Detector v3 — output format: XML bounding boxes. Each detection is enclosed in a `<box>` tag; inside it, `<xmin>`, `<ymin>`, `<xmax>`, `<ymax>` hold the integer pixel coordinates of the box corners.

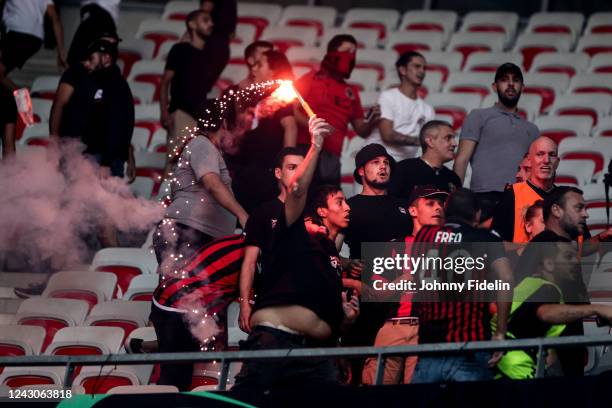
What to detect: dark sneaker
<box><xmin>13</xmin><ymin>283</ymin><xmax>46</xmax><ymax>299</ymax></box>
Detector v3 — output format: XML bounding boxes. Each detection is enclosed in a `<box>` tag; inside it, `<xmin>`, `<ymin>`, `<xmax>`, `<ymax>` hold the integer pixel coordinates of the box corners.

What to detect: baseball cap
<box><xmin>494</xmin><ymin>62</ymin><xmax>523</xmax><ymax>82</ymax></box>
<box><xmin>407</xmin><ymin>185</ymin><xmax>449</xmax><ymax>206</ymax></box>
<box><xmin>353</xmin><ymin>143</ymin><xmax>395</xmax><ymax>184</ymax></box>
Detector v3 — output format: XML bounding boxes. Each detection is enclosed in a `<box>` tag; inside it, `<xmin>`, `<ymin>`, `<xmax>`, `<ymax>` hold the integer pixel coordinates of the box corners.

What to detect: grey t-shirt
<box><xmin>165</xmin><ymin>136</ymin><xmax>236</xmax><ymax>237</ymax></box>
<box><xmin>460</xmin><ymin>105</ymin><xmax>539</xmax><ymax>193</ymax></box>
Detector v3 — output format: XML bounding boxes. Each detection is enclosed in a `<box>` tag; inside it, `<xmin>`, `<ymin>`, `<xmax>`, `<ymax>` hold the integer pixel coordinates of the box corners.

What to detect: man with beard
<box><xmin>293</xmin><ymin>34</ymin><xmax>380</xmax><ymax>185</ymax></box>
<box><xmin>453</xmin><ymin>63</ymin><xmax>539</xmax><ymax>216</ymax></box>
<box><xmin>160</xmin><ymin>9</ymin><xmax>215</xmax><ymax>174</ymax></box>
<box><xmin>520</xmin><ymin>187</ymin><xmax>612</xmax><ymax>376</ymax></box>
<box><xmin>367</xmin><ymin>51</ymin><xmax>434</xmax><ymax>162</ymax></box>
<box><xmin>389</xmin><ymin>120</ymin><xmax>461</xmax><ymax>200</ymax></box>
<box><xmin>339</xmin><ymin>143</ymin><xmax>413</xmax><ymax>384</ymax></box>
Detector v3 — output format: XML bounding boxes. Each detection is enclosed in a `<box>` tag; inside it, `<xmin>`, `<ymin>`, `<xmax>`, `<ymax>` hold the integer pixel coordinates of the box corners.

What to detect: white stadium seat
<box><xmin>568</xmin><ymin>73</ymin><xmax>612</xmax><ymax>95</ymax></box>
<box><xmin>260</xmin><ymin>26</ymin><xmax>318</xmax><ymax>53</ymax></box>
<box><xmin>443</xmin><ymin>72</ymin><xmax>493</xmax><ymax>98</ymax></box>
<box><xmin>576</xmin><ymin>34</ymin><xmax>612</xmax><ymax>57</ymax></box>
<box><xmin>525</xmin><ymin>12</ymin><xmax>585</xmax><ymax>43</ymax></box>
<box><xmin>535</xmin><ymin>115</ymin><xmax>593</xmax><ymax>141</ymax></box>
<box><xmin>513</xmin><ymin>33</ymin><xmax>573</xmax><ymax>70</ymax></box>
<box><xmin>237</xmin><ymin>3</ymin><xmax>283</xmax><ymax>39</ymax></box>
<box><xmin>42</xmin><ymin>271</ymin><xmax>117</xmax><ymax>310</ymax></box>
<box><xmin>463</xmin><ymin>52</ymin><xmax>524</xmax><ymax>73</ymax></box>
<box><xmin>550</xmin><ymin>94</ymin><xmax>612</xmax><ymax>126</ymax></box>
<box><xmin>131</xmin><ymin>127</ymin><xmax>150</xmax><ymax>152</ymax></box>
<box><xmin>30</xmin><ymin>75</ymin><xmax>60</xmax><ymax>99</ymax></box>
<box><xmin>400</xmin><ymin>10</ymin><xmax>458</xmax><ymax>44</ymax></box>
<box><xmin>555</xmin><ymin>160</ymin><xmax>596</xmax><ymax>186</ymax></box>
<box><xmin>162</xmin><ymin>1</ymin><xmax>197</xmax><ymax>21</ymax></box>
<box><xmin>356</xmin><ymin>48</ymin><xmax>397</xmax><ymax>81</ymax></box>
<box><xmin>0</xmin><ymin>325</ymin><xmax>46</xmax><ymax>357</ymax></box>
<box><xmin>279</xmin><ymin>6</ymin><xmax>337</xmax><ymax>38</ymax></box>
<box><xmin>385</xmin><ymin>31</ymin><xmax>444</xmax><ymax>54</ymax></box>
<box><xmin>426</xmin><ymin>92</ymin><xmax>483</xmax><ymax>130</ymax></box>
<box><xmin>522</xmin><ymin>72</ymin><xmax>571</xmax><ymax>113</ymax></box>
<box><xmin>447</xmin><ymin>32</ymin><xmax>506</xmax><ymax>64</ymax></box>
<box><xmin>286</xmin><ymin>46</ymin><xmax>325</xmax><ymax>71</ymax></box>
<box><xmin>129</xmin><ymin>81</ymin><xmax>156</xmax><ymax>105</ymax></box>
<box><xmin>31</xmin><ymin>98</ymin><xmax>53</xmax><ymax>122</ymax></box>
<box><xmin>45</xmin><ymin>326</ymin><xmax>124</xmax><ymax>356</ymax></box>
<box><xmin>460</xmin><ymin>11</ymin><xmax>519</xmax><ymax>46</ymax></box>
<box><xmin>320</xmin><ymin>27</ymin><xmax>379</xmax><ymax>49</ymax></box>
<box><xmin>589</xmin><ymin>53</ymin><xmax>612</xmax><ymax>74</ymax></box>
<box><xmin>348</xmin><ymin>68</ymin><xmax>379</xmax><ymax>92</ymax></box>
<box><xmin>592</xmin><ymin>117</ymin><xmax>612</xmax><ymax>138</ymax></box>
<box><xmin>85</xmin><ymin>300</ymin><xmax>150</xmax><ymax>341</ymax></box>
<box><xmin>529</xmin><ymin>52</ymin><xmax>590</xmax><ymax>77</ymax></box>
<box><xmin>341</xmin><ymin>8</ymin><xmax>400</xmax><ymax>42</ymax></box>
<box><xmin>585</xmin><ymin>12</ymin><xmax>612</xmax><ymax>35</ymax></box>
<box><xmin>421</xmin><ymin>51</ymin><xmax>463</xmax><ymax>82</ymax></box>
<box><xmin>123</xmin><ymin>274</ymin><xmax>158</xmax><ymax>301</ymax></box>
<box><xmin>155</xmin><ymin>40</ymin><xmax>177</xmax><ymax>61</ymax></box>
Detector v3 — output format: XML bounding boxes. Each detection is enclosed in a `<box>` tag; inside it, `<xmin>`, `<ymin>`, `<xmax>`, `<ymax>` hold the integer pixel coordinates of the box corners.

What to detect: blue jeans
<box><xmin>411</xmin><ymin>352</ymin><xmax>493</xmax><ymax>383</ymax></box>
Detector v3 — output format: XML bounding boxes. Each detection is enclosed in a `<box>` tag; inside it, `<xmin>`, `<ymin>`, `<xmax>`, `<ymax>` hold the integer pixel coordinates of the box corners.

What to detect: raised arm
<box><xmin>284</xmin><ymin>116</ymin><xmax>332</xmax><ymax>226</ymax></box>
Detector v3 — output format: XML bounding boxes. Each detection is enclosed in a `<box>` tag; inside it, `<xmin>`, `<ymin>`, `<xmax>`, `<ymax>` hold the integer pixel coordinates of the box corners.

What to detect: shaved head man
<box><xmin>492</xmin><ymin>137</ymin><xmax>561</xmax><ymax>244</ymax></box>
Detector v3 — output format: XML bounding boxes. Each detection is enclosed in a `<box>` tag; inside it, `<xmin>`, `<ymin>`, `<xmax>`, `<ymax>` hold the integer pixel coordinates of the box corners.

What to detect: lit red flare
<box><xmin>270</xmin><ymin>80</ymin><xmax>316</xmax><ymax>118</ymax></box>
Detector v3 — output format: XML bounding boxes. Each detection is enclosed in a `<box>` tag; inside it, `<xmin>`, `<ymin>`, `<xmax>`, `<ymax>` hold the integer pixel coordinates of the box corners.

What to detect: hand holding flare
<box><xmin>271</xmin><ymin>80</ymin><xmax>316</xmax><ymax>118</ymax></box>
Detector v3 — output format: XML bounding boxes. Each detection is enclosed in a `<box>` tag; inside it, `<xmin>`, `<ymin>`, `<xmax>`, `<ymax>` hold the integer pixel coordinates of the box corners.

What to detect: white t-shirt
<box><xmin>82</xmin><ymin>0</ymin><xmax>120</xmax><ymax>24</ymax></box>
<box><xmin>2</xmin><ymin>0</ymin><xmax>53</xmax><ymax>40</ymax></box>
<box><xmin>367</xmin><ymin>87</ymin><xmax>434</xmax><ymax>162</ymax></box>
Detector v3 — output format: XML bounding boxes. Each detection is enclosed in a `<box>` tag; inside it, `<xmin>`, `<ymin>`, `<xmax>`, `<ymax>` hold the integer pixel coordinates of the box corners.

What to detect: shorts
<box><xmin>0</xmin><ymin>31</ymin><xmax>43</xmax><ymax>72</ymax></box>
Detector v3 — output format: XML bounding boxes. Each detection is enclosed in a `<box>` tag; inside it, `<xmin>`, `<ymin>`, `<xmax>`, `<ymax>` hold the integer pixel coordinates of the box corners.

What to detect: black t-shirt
<box><xmin>230</xmin><ymin>106</ymin><xmax>293</xmax><ymax>212</ymax></box>
<box><xmin>413</xmin><ymin>221</ymin><xmax>506</xmax><ymax>343</ymax></box>
<box><xmin>59</xmin><ymin>65</ymin><xmax>97</xmax><ymax>139</ymax></box>
<box><xmin>342</xmin><ymin>194</ymin><xmax>413</xmax><ymax>346</ymax></box>
<box><xmin>0</xmin><ymin>85</ymin><xmax>17</xmax><ymax>145</ymax></box>
<box><xmin>509</xmin><ymin>283</ymin><xmax>562</xmax><ymax>339</ymax></box>
<box><xmin>252</xmin><ymin>205</ymin><xmax>344</xmax><ymax>334</ymax></box>
<box><xmin>166</xmin><ymin>42</ymin><xmax>224</xmax><ymax>118</ymax></box>
<box><xmin>389</xmin><ymin>157</ymin><xmax>461</xmax><ymax>199</ymax></box>
<box><xmin>343</xmin><ymin>194</ymin><xmax>413</xmax><ymax>260</ymax></box>
<box><xmin>244</xmin><ymin>198</ymin><xmax>284</xmax><ymax>292</ymax></box>
<box><xmin>492</xmin><ymin>180</ymin><xmax>556</xmax><ymax>242</ymax></box>
<box><xmin>84</xmin><ymin>65</ymin><xmax>135</xmax><ymax>164</ymax></box>
<box><xmin>59</xmin><ymin>65</ymin><xmax>134</xmax><ymax>164</ymax></box>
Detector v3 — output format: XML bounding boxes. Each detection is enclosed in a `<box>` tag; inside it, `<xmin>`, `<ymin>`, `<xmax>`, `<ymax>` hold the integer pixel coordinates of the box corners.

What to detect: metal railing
<box><xmin>1</xmin><ymin>335</ymin><xmax>612</xmax><ymax>390</ymax></box>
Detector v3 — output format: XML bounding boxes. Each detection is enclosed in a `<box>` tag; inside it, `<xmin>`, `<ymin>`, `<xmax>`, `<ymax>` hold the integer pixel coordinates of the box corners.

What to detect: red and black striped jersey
<box><xmin>411</xmin><ymin>222</ymin><xmax>505</xmax><ymax>343</ymax></box>
<box><xmin>153</xmin><ymin>234</ymin><xmax>245</xmax><ymax>314</ymax></box>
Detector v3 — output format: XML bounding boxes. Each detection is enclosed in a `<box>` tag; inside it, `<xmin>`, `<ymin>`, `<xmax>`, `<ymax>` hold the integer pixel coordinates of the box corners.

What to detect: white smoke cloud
<box><xmin>0</xmin><ymin>140</ymin><xmax>164</xmax><ymax>270</ymax></box>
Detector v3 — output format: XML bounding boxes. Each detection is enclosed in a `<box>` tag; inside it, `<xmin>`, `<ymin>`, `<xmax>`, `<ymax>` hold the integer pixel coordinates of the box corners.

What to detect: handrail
<box><xmin>1</xmin><ymin>335</ymin><xmax>611</xmax><ymax>389</ymax></box>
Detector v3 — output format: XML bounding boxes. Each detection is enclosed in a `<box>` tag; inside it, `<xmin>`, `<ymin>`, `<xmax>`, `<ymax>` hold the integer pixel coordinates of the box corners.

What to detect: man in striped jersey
<box><xmin>410</xmin><ymin>188</ymin><xmax>513</xmax><ymax>383</ymax></box>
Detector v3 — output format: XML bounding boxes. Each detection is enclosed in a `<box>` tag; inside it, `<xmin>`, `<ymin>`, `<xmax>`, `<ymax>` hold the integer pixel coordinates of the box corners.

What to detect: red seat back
<box><xmin>404</xmin><ymin>23</ymin><xmax>443</xmax><ymax>32</ymax></box>
<box><xmin>286</xmin><ymin>19</ymin><xmax>324</xmax><ymax>37</ymax></box>
<box><xmin>556</xmin><ymin>108</ymin><xmax>599</xmax><ymax>126</ymax></box>
<box><xmin>95</xmin><ymin>265</ymin><xmax>141</xmax><ymax>295</ymax></box>
<box><xmin>583</xmin><ymin>46</ymin><xmax>612</xmax><ymax>57</ymax></box>
<box><xmin>117</xmin><ymin>51</ymin><xmax>142</xmax><ymax>77</ymax></box>
<box><xmin>142</xmin><ymin>33</ymin><xmax>179</xmax><ymax>57</ymax></box>
<box><xmin>5</xmin><ymin>375</ymin><xmax>55</xmax><ymax>388</ymax></box>
<box><xmin>81</xmin><ymin>375</ymin><xmax>133</xmax><ymax>394</ymax></box>
<box><xmin>133</xmin><ymin>74</ymin><xmax>162</xmax><ymax>101</ymax></box>
<box><xmin>523</xmin><ymin>87</ymin><xmax>556</xmax><ymax>113</ymax></box>
<box><xmin>91</xmin><ymin>320</ymin><xmax>139</xmax><ymax>343</ymax></box>
<box><xmin>392</xmin><ymin>43</ymin><xmax>430</xmax><ymax>54</ymax></box>
<box><xmin>562</xmin><ymin>152</ymin><xmax>604</xmax><ymax>174</ymax></box>
<box><xmin>519</xmin><ymin>46</ymin><xmax>557</xmax><ymax>70</ymax></box>
<box><xmin>350</xmin><ymin>22</ymin><xmax>386</xmax><ymax>40</ymax></box>
<box><xmin>49</xmin><ymin>290</ymin><xmax>99</xmax><ymax>312</ymax></box>
<box><xmin>19</xmin><ymin>318</ymin><xmax>68</xmax><ymax>352</ymax></box>
<box><xmin>434</xmin><ymin>108</ymin><xmax>466</xmax><ymax>130</ymax></box>
<box><xmin>237</xmin><ymin>17</ymin><xmax>269</xmax><ymax>39</ymax></box>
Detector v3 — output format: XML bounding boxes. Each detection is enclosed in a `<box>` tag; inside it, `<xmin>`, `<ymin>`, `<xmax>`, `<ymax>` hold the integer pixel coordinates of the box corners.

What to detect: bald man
<box><xmin>492</xmin><ymin>137</ymin><xmax>560</xmax><ymax>243</ymax></box>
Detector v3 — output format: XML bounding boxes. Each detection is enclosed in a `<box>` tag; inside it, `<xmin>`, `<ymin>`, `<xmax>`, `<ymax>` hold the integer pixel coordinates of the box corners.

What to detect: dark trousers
<box><xmin>232</xmin><ymin>326</ymin><xmax>338</xmax><ymax>402</ymax></box>
<box><xmin>149</xmin><ymin>304</ymin><xmax>200</xmax><ymax>391</ymax></box>
<box><xmin>151</xmin><ymin>221</ymin><xmax>219</xmax><ymax>391</ymax></box>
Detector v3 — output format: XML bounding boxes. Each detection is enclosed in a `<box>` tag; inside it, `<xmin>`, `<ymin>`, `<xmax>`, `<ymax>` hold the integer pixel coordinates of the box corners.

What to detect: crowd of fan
<box><xmin>2</xmin><ymin>0</ymin><xmax>612</xmax><ymax>402</ymax></box>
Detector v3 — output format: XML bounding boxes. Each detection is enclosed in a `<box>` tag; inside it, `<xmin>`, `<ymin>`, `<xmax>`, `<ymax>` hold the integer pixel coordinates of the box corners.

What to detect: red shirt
<box><xmin>295</xmin><ymin>70</ymin><xmax>364</xmax><ymax>157</ymax></box>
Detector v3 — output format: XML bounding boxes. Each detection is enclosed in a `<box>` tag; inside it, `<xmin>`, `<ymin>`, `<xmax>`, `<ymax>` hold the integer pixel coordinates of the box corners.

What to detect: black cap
<box><xmin>494</xmin><ymin>62</ymin><xmax>523</xmax><ymax>82</ymax></box>
<box><xmin>353</xmin><ymin>143</ymin><xmax>395</xmax><ymax>184</ymax></box>
<box><xmin>408</xmin><ymin>185</ymin><xmax>449</xmax><ymax>206</ymax></box>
